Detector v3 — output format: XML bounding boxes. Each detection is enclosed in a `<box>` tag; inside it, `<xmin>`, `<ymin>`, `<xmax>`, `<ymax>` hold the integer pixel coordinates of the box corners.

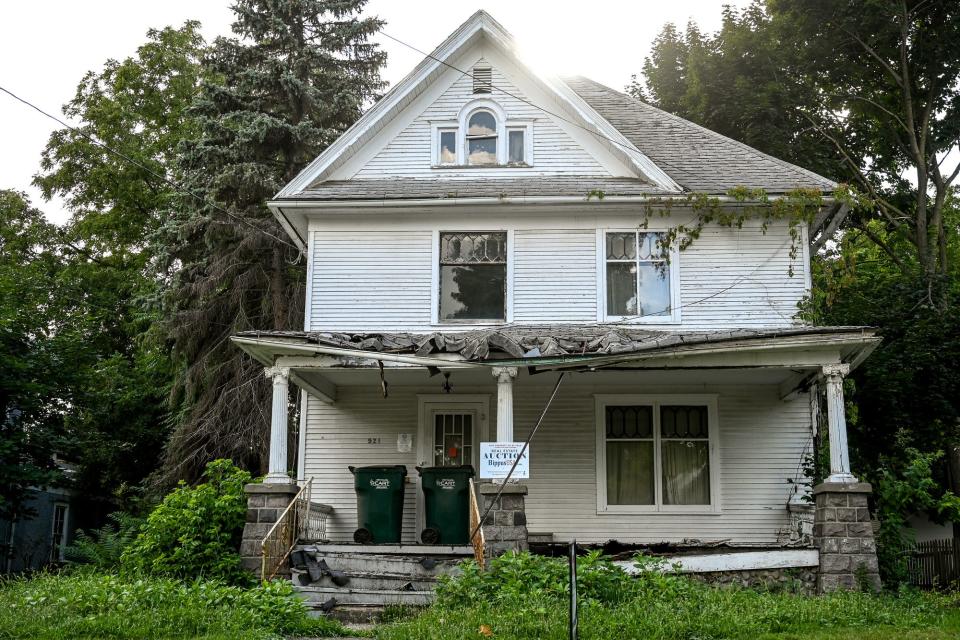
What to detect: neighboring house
<box><xmin>1</xmin><ymin>484</ymin><xmax>76</xmax><ymax>574</ymax></box>
<box><xmin>234</xmin><ymin>11</ymin><xmax>882</xmax><ymax>594</ymax></box>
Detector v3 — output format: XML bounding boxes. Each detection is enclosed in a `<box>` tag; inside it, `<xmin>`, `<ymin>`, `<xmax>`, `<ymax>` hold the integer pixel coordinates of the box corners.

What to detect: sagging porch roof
<box><xmin>233</xmin><ymin>325</ymin><xmax>879</xmax><ymax>370</ymax></box>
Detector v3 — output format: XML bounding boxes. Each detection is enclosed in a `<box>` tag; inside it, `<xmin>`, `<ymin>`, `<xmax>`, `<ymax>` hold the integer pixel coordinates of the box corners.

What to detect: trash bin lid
<box><xmin>349</xmin><ymin>464</ymin><xmax>408</xmax><ymax>476</ymax></box>
<box><xmin>416</xmin><ymin>465</ymin><xmax>475</xmax><ymax>477</ymax></box>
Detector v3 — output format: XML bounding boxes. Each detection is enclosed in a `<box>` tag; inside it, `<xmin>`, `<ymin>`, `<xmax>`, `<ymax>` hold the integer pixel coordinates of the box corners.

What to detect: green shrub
<box><xmin>65</xmin><ymin>511</ymin><xmax>143</xmax><ymax>570</ymax></box>
<box><xmin>121</xmin><ymin>459</ymin><xmax>252</xmax><ymax>585</ymax></box>
<box><xmin>436</xmin><ymin>550</ymin><xmax>656</xmax><ymax>607</ymax></box>
<box><xmin>0</xmin><ymin>571</ymin><xmax>345</xmax><ymax>639</ymax></box>
<box><xmin>385</xmin><ymin>553</ymin><xmax>960</xmax><ymax>640</ymax></box>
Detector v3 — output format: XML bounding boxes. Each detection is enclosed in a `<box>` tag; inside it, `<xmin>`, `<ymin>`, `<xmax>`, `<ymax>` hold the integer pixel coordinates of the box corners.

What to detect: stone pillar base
<box><xmin>478</xmin><ymin>483</ymin><xmax>529</xmax><ymax>560</ymax></box>
<box><xmin>240</xmin><ymin>482</ymin><xmax>299</xmax><ymax>578</ymax></box>
<box><xmin>813</xmin><ymin>482</ymin><xmax>882</xmax><ymax>593</ymax></box>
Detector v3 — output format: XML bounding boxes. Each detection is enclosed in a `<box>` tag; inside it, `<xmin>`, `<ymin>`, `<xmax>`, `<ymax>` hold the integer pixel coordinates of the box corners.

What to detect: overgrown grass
<box><xmin>376</xmin><ymin>552</ymin><xmax>960</xmax><ymax>640</ymax></box>
<box><xmin>0</xmin><ymin>570</ymin><xmax>347</xmax><ymax>640</ymax></box>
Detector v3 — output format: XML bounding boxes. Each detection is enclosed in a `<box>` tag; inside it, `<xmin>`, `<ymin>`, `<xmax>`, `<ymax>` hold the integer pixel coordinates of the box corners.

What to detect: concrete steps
<box><xmin>291</xmin><ymin>543</ymin><xmax>471</xmax><ymax>622</ymax></box>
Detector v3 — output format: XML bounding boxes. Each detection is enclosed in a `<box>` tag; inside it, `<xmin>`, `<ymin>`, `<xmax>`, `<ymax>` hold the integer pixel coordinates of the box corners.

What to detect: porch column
<box><xmin>823</xmin><ymin>364</ymin><xmax>857</xmax><ymax>483</ymax></box>
<box><xmin>492</xmin><ymin>366</ymin><xmax>518</xmax><ymax>441</ymax></box>
<box><xmin>264</xmin><ymin>365</ymin><xmax>291</xmax><ymax>484</ymax></box>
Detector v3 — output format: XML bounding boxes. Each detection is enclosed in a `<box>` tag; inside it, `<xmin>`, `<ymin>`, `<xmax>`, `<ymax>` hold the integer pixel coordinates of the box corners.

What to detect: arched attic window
<box><xmin>466</xmin><ymin>109</ymin><xmax>498</xmax><ymax>165</ymax></box>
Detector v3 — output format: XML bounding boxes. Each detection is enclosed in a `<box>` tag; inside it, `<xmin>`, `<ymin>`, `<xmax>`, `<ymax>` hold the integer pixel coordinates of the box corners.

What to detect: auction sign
<box><xmin>479</xmin><ymin>442</ymin><xmax>529</xmax><ymax>479</ymax></box>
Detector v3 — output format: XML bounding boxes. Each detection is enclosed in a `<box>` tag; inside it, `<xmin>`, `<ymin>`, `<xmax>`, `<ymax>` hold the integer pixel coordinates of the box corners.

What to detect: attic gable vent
<box><xmin>472</xmin><ymin>66</ymin><xmax>492</xmax><ymax>94</ymax></box>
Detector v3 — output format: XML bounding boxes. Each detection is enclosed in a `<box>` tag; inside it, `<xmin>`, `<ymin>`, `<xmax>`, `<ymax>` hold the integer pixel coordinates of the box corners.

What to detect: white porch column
<box><xmin>264</xmin><ymin>365</ymin><xmax>292</xmax><ymax>484</ymax></box>
<box><xmin>823</xmin><ymin>363</ymin><xmax>857</xmax><ymax>483</ymax></box>
<box><xmin>492</xmin><ymin>366</ymin><xmax>518</xmax><ymax>441</ymax></box>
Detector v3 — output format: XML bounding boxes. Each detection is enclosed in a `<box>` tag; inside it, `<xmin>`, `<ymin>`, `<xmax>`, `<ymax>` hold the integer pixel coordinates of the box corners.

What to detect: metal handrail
<box><xmin>468</xmin><ymin>477</ymin><xmax>486</xmax><ymax>569</ymax></box>
<box><xmin>261</xmin><ymin>478</ymin><xmax>325</xmax><ymax>581</ymax></box>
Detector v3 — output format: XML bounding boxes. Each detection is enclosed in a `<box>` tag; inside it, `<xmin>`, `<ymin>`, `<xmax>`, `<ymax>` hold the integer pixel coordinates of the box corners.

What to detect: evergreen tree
<box><xmin>157</xmin><ymin>0</ymin><xmax>385</xmax><ymax>482</ymax></box>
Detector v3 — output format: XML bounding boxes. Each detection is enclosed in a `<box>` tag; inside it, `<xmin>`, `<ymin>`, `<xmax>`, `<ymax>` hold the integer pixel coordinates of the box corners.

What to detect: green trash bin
<box><xmin>417</xmin><ymin>465</ymin><xmax>475</xmax><ymax>545</ymax></box>
<box><xmin>349</xmin><ymin>465</ymin><xmax>407</xmax><ymax>544</ymax></box>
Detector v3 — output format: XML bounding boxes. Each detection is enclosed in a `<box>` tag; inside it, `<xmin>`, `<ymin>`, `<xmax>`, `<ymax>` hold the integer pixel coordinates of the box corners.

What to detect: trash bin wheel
<box><xmin>420</xmin><ymin>527</ymin><xmax>441</xmax><ymax>545</ymax></box>
<box><xmin>354</xmin><ymin>527</ymin><xmax>374</xmax><ymax>544</ymax></box>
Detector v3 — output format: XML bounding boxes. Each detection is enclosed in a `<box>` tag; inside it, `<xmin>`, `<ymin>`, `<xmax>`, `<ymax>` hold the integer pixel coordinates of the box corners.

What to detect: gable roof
<box><xmin>271</xmin><ymin>11</ymin><xmax>835</xmax><ymax>214</ymax></box>
<box><xmin>564</xmin><ymin>77</ymin><xmax>836</xmax><ymax>194</ymax></box>
<box><xmin>274</xmin><ymin>10</ymin><xmax>680</xmax><ymax>200</ymax></box>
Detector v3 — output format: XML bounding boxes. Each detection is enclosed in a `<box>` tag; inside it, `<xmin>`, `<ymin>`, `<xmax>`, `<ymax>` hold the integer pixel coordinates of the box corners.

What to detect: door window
<box><xmin>433</xmin><ymin>411</ymin><xmax>474</xmax><ymax>466</ymax></box>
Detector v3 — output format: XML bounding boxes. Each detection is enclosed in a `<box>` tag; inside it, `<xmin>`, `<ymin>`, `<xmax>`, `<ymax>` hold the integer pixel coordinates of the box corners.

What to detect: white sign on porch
<box><xmin>479</xmin><ymin>442</ymin><xmax>529</xmax><ymax>479</ymax></box>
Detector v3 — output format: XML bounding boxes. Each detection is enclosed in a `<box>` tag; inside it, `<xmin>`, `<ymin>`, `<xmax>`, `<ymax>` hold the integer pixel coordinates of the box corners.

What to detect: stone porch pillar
<box><xmin>478</xmin><ymin>483</ymin><xmax>529</xmax><ymax>559</ymax></box>
<box><xmin>240</xmin><ymin>482</ymin><xmax>299</xmax><ymax>578</ymax></box>
<box><xmin>239</xmin><ymin>365</ymin><xmax>298</xmax><ymax>579</ymax></box>
<box><xmin>264</xmin><ymin>365</ymin><xmax>291</xmax><ymax>484</ymax></box>
<box><xmin>813</xmin><ymin>363</ymin><xmax>881</xmax><ymax>592</ymax></box>
<box><xmin>492</xmin><ymin>366</ymin><xmax>518</xmax><ymax>441</ymax></box>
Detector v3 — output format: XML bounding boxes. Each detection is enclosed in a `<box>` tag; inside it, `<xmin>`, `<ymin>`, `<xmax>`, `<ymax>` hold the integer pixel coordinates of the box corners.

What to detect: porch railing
<box><xmin>468</xmin><ymin>478</ymin><xmax>486</xmax><ymax>569</ymax></box>
<box><xmin>260</xmin><ymin>478</ymin><xmax>333</xmax><ymax>581</ymax></box>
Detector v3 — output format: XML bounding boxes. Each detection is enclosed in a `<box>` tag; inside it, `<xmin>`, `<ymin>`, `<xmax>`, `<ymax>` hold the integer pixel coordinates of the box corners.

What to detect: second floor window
<box><xmin>439</xmin><ymin>231</ymin><xmax>507</xmax><ymax>322</ymax></box>
<box><xmin>604</xmin><ymin>231</ymin><xmax>673</xmax><ymax>320</ymax></box>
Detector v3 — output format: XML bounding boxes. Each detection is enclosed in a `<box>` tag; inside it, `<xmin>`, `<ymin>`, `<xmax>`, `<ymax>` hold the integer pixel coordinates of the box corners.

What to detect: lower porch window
<box><xmin>596</xmin><ymin>395</ymin><xmax>718</xmax><ymax>512</ymax></box>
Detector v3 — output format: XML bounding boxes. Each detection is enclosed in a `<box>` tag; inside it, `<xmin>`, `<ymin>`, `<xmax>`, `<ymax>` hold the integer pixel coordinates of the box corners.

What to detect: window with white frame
<box><xmin>51</xmin><ymin>502</ymin><xmax>68</xmax><ymax>561</ymax></box>
<box><xmin>596</xmin><ymin>396</ymin><xmax>717</xmax><ymax>511</ymax></box>
<box><xmin>603</xmin><ymin>231</ymin><xmax>674</xmax><ymax>320</ymax></box>
<box><xmin>466</xmin><ymin>110</ymin><xmax>498</xmax><ymax>165</ymax></box>
<box><xmin>432</xmin><ymin>99</ymin><xmax>532</xmax><ymax>167</ymax></box>
<box><xmin>438</xmin><ymin>231</ymin><xmax>507</xmax><ymax>322</ymax></box>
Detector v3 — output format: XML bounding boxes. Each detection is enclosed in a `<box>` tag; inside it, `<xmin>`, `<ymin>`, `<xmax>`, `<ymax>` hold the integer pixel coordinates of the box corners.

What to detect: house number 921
<box><xmin>367</xmin><ymin>437</ymin><xmax>382</xmax><ymax>444</ymax></box>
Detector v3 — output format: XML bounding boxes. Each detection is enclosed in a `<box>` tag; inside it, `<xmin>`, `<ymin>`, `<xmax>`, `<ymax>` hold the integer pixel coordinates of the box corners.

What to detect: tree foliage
<box><xmin>0</xmin><ymin>191</ymin><xmax>67</xmax><ymax>519</ymax></box>
<box><xmin>156</xmin><ymin>0</ymin><xmax>385</xmax><ymax>483</ymax></box>
<box><xmin>28</xmin><ymin>23</ymin><xmax>208</xmax><ymax>506</ymax></box>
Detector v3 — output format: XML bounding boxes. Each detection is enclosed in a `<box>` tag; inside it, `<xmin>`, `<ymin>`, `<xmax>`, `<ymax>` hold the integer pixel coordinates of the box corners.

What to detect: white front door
<box><xmin>416</xmin><ymin>396</ymin><xmax>489</xmax><ymax>541</ymax></box>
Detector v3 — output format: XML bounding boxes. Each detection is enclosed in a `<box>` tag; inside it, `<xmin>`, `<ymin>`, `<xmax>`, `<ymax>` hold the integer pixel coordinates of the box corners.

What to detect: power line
<box><xmin>0</xmin><ymin>85</ymin><xmax>299</xmax><ymax>250</ymax></box>
<box><xmin>380</xmin><ymin>30</ymin><xmax>694</xmax><ymax>182</ymax></box>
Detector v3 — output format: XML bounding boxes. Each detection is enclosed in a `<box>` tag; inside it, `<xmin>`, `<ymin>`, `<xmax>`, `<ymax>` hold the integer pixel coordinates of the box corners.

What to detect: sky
<box><xmin>0</xmin><ymin>0</ymin><xmax>750</xmax><ymax>224</ymax></box>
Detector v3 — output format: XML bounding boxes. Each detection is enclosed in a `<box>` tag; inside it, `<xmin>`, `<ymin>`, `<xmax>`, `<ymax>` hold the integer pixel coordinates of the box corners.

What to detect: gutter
<box><xmin>270</xmin><ymin>193</ymin><xmax>835</xmax><ymax>210</ymax></box>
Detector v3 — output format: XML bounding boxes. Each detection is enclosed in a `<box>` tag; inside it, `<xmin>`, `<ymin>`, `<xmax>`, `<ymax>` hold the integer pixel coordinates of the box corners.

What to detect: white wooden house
<box><xmin>234</xmin><ymin>11</ymin><xmax>882</xmax><ymax>597</ymax></box>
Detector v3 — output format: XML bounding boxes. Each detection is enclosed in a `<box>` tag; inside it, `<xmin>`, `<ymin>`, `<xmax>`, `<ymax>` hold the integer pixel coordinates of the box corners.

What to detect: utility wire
<box><xmin>0</xmin><ymin>84</ymin><xmax>299</xmax><ymax>250</ymax></box>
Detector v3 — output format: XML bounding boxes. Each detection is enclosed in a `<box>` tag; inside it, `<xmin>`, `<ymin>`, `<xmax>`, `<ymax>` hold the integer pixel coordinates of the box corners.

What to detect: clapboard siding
<box><xmin>307</xmin><ymin>215</ymin><xmax>808</xmax><ymax>331</ymax></box>
<box><xmin>310</xmin><ymin>230</ymin><xmax>433</xmax><ymax>330</ymax></box>
<box><xmin>353</xmin><ymin>63</ymin><xmax>610</xmax><ymax>179</ymax></box>
<box><xmin>302</xmin><ymin>382</ymin><xmax>811</xmax><ymax>545</ymax></box>
<box><xmin>513</xmin><ymin>229</ymin><xmax>597</xmax><ymax>322</ymax></box>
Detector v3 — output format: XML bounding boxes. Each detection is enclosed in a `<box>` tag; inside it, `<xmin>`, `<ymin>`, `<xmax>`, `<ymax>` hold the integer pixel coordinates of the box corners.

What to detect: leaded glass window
<box><xmin>439</xmin><ymin>232</ymin><xmax>507</xmax><ymax>321</ymax></box>
<box><xmin>601</xmin><ymin>401</ymin><xmax>713</xmax><ymax>508</ymax></box>
<box><xmin>605</xmin><ymin>231</ymin><xmax>672</xmax><ymax>318</ymax></box>
<box><xmin>605</xmin><ymin>406</ymin><xmax>654</xmax><ymax>505</ymax></box>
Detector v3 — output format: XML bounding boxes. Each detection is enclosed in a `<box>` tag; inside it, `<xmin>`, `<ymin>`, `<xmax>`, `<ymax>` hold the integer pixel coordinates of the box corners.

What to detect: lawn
<box><xmin>375</xmin><ymin>552</ymin><xmax>960</xmax><ymax>640</ymax></box>
<box><xmin>0</xmin><ymin>571</ymin><xmax>346</xmax><ymax>640</ymax></box>
<box><xmin>2</xmin><ymin>559</ymin><xmax>957</xmax><ymax>640</ymax></box>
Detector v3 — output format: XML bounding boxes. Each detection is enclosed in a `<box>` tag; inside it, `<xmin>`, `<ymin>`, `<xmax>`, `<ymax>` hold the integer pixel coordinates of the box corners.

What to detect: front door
<box><xmin>416</xmin><ymin>396</ymin><xmax>489</xmax><ymax>541</ymax></box>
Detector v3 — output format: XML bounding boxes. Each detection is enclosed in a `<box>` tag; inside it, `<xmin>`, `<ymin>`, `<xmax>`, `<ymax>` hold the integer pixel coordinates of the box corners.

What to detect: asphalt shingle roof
<box><xmin>293</xmin><ymin>176</ymin><xmax>668</xmax><ymax>201</ymax></box>
<box><xmin>564</xmin><ymin>76</ymin><xmax>836</xmax><ymax>194</ymax></box>
<box><xmin>285</xmin><ymin>76</ymin><xmax>836</xmax><ymax>202</ymax></box>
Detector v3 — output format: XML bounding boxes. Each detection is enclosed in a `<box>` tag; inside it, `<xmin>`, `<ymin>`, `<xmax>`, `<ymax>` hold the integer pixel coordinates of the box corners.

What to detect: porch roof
<box><xmin>233</xmin><ymin>325</ymin><xmax>878</xmax><ymax>368</ymax></box>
